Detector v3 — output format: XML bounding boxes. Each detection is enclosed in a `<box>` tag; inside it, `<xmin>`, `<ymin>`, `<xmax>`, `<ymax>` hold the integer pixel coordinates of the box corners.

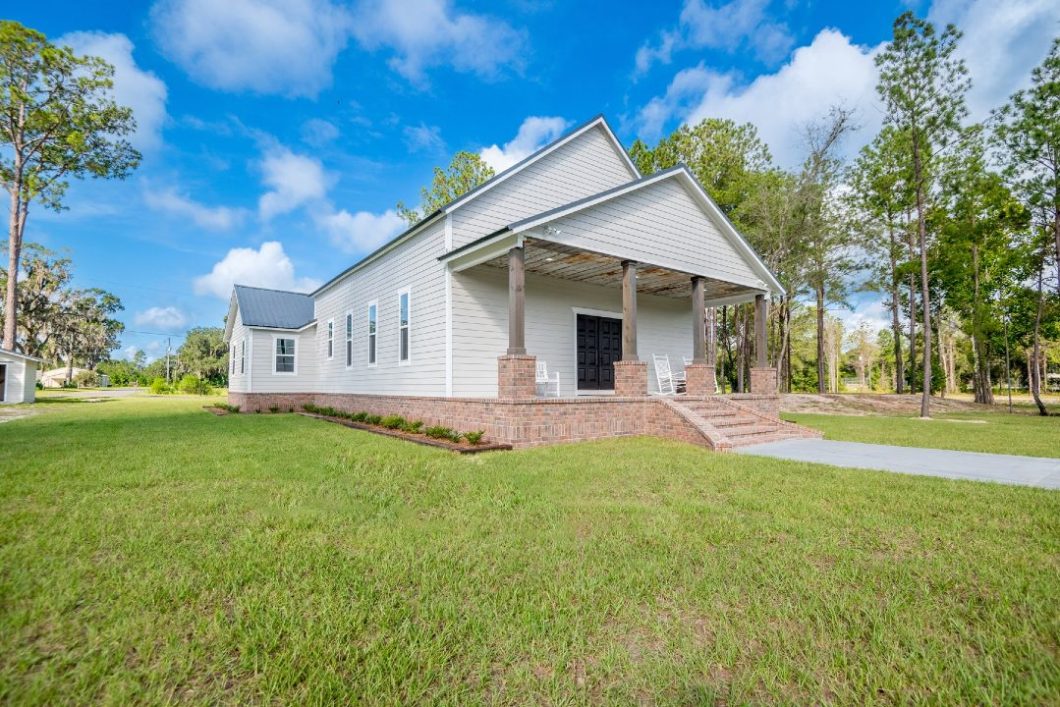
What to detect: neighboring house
<box><xmin>224</xmin><ymin>115</ymin><xmax>818</xmax><ymax>450</ymax></box>
<box><xmin>39</xmin><ymin>367</ymin><xmax>90</xmax><ymax>388</ymax></box>
<box><xmin>0</xmin><ymin>349</ymin><xmax>43</xmax><ymax>404</ymax></box>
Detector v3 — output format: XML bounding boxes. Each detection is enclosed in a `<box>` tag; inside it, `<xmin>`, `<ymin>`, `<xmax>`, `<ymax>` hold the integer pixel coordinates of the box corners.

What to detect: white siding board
<box><xmin>0</xmin><ymin>356</ymin><xmax>36</xmax><ymax>404</ymax></box>
<box><xmin>310</xmin><ymin>220</ymin><xmax>447</xmax><ymax>396</ymax></box>
<box><xmin>249</xmin><ymin>326</ymin><xmax>318</xmax><ymax>394</ymax></box>
<box><xmin>451</xmin><ymin>266</ymin><xmax>693</xmax><ymax>397</ymax></box>
<box><xmin>451</xmin><ymin>126</ymin><xmax>635</xmax><ymax>248</ymax></box>
<box><xmin>227</xmin><ymin>309</ymin><xmax>251</xmax><ymax>393</ymax></box>
<box><xmin>538</xmin><ymin>178</ymin><xmax>762</xmax><ymax>288</ymax></box>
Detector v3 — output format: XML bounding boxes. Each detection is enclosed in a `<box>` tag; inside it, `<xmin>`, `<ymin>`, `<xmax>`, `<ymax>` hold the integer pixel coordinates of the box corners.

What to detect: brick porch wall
<box><xmin>227</xmin><ymin>391</ymin><xmax>722</xmax><ymax>449</ymax></box>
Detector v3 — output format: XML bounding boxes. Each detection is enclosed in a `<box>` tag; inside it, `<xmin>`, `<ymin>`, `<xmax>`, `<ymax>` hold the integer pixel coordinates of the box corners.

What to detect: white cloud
<box><xmin>403</xmin><ymin>123</ymin><xmax>446</xmax><ymax>154</ymax></box>
<box><xmin>834</xmin><ymin>297</ymin><xmax>891</xmax><ymax>338</ymax></box>
<box><xmin>636</xmin><ymin>0</ymin><xmax>794</xmax><ymax>76</ymax></box>
<box><xmin>928</xmin><ymin>0</ymin><xmax>1060</xmax><ymax>119</ymax></box>
<box><xmin>301</xmin><ymin>118</ymin><xmax>340</xmax><ymax>147</ymax></box>
<box><xmin>194</xmin><ymin>241</ymin><xmax>320</xmax><ymax>299</ymax></box>
<box><xmin>350</xmin><ymin>0</ymin><xmax>526</xmax><ymax>84</ymax></box>
<box><xmin>134</xmin><ymin>306</ymin><xmax>188</xmax><ymax>331</ymax></box>
<box><xmin>258</xmin><ymin>146</ymin><xmax>329</xmax><ymax>220</ymax></box>
<box><xmin>479</xmin><ymin>116</ymin><xmax>571</xmax><ymax>172</ymax></box>
<box><xmin>150</xmin><ymin>0</ymin><xmax>350</xmax><ymax>97</ymax></box>
<box><xmin>143</xmin><ymin>186</ymin><xmax>246</xmax><ymax>230</ymax></box>
<box><xmin>637</xmin><ymin>29</ymin><xmax>882</xmax><ymax>167</ymax></box>
<box><xmin>58</xmin><ymin>32</ymin><xmax>168</xmax><ymax>151</ymax></box>
<box><xmin>316</xmin><ymin>208</ymin><xmax>405</xmax><ymax>253</ymax></box>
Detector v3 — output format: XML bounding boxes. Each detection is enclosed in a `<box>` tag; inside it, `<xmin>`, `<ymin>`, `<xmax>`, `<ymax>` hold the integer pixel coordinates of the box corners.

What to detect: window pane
<box><xmin>346</xmin><ymin>314</ymin><xmax>352</xmax><ymax>338</ymax></box>
<box><xmin>346</xmin><ymin>340</ymin><xmax>352</xmax><ymax>366</ymax></box>
<box><xmin>369</xmin><ymin>335</ymin><xmax>376</xmax><ymax>364</ymax></box>
<box><xmin>400</xmin><ymin>293</ymin><xmax>409</xmax><ymax>327</ymax></box>
<box><xmin>368</xmin><ymin>304</ymin><xmax>376</xmax><ymax>334</ymax></box>
<box><xmin>400</xmin><ymin>328</ymin><xmax>409</xmax><ymax>361</ymax></box>
<box><xmin>276</xmin><ymin>356</ymin><xmax>294</xmax><ymax>373</ymax></box>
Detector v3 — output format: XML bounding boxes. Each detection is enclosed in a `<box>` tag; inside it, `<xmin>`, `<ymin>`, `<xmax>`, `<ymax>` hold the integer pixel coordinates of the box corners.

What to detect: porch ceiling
<box><xmin>479</xmin><ymin>237</ymin><xmax>754</xmax><ymax>301</ymax></box>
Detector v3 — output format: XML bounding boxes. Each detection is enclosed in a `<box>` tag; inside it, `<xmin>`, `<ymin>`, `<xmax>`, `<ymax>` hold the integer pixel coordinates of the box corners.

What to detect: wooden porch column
<box><xmin>507</xmin><ymin>246</ymin><xmax>526</xmax><ymax>355</ymax></box>
<box><xmin>621</xmin><ymin>260</ymin><xmax>637</xmax><ymax>360</ymax></box>
<box><xmin>614</xmin><ymin>260</ymin><xmax>648</xmax><ymax>395</ymax></box>
<box><xmin>685</xmin><ymin>277</ymin><xmax>716</xmax><ymax>395</ymax></box>
<box><xmin>691</xmin><ymin>276</ymin><xmax>706</xmax><ymax>363</ymax></box>
<box><xmin>754</xmin><ymin>293</ymin><xmax>767</xmax><ymax>368</ymax></box>
<box><xmin>750</xmin><ymin>293</ymin><xmax>777</xmax><ymax>395</ymax></box>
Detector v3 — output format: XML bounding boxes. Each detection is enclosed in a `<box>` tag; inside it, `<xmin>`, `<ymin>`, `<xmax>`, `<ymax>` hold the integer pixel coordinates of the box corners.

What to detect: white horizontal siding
<box><xmin>451</xmin><ymin>266</ymin><xmax>693</xmax><ymax>397</ymax></box>
<box><xmin>540</xmin><ymin>178</ymin><xmax>762</xmax><ymax>288</ymax></box>
<box><xmin>451</xmin><ymin>125</ymin><xmax>636</xmax><ymax>248</ymax></box>
<box><xmin>0</xmin><ymin>356</ymin><xmax>35</xmax><ymax>404</ymax></box>
<box><xmin>311</xmin><ymin>221</ymin><xmax>447</xmax><ymax>396</ymax></box>
<box><xmin>227</xmin><ymin>310</ymin><xmax>251</xmax><ymax>393</ymax></box>
<box><xmin>249</xmin><ymin>325</ymin><xmax>318</xmax><ymax>394</ymax></box>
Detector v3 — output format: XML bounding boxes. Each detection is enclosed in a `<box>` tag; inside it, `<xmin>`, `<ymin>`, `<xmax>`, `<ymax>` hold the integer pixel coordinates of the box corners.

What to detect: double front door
<box><xmin>576</xmin><ymin>314</ymin><xmax>622</xmax><ymax>391</ymax></box>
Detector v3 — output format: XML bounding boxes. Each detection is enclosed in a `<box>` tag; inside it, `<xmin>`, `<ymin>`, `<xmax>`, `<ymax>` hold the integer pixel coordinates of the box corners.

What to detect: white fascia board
<box><xmin>704</xmin><ymin>292</ymin><xmax>768</xmax><ymax>308</ymax></box>
<box><xmin>444</xmin><ymin>232</ymin><xmax>523</xmax><ymax>273</ymax></box>
<box><xmin>246</xmin><ymin>321</ymin><xmax>317</xmax><ymax>334</ymax></box>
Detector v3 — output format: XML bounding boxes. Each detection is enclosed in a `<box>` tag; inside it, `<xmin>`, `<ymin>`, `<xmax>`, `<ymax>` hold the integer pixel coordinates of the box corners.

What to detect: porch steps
<box><xmin>664</xmin><ymin>397</ymin><xmax>822</xmax><ymax>451</ymax></box>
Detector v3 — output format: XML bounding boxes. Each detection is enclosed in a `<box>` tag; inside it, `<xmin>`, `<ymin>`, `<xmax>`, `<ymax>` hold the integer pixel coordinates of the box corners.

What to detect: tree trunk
<box><xmin>784</xmin><ymin>302</ymin><xmax>792</xmax><ymax>393</ymax></box>
<box><xmin>816</xmin><ymin>284</ymin><xmax>826</xmax><ymax>394</ymax></box>
<box><xmin>4</xmin><ymin>186</ymin><xmax>22</xmax><ymax>352</ymax></box>
<box><xmin>888</xmin><ymin>224</ymin><xmax>904</xmax><ymax>394</ymax></box>
<box><xmin>1030</xmin><ymin>268</ymin><xmax>1048</xmax><ymax>416</ymax></box>
<box><xmin>907</xmin><ymin>273</ymin><xmax>917</xmax><ymax>395</ymax></box>
<box><xmin>1003</xmin><ymin>313</ymin><xmax>1013</xmax><ymax>413</ymax></box>
<box><xmin>913</xmin><ymin>136</ymin><xmax>932</xmax><ymax>418</ymax></box>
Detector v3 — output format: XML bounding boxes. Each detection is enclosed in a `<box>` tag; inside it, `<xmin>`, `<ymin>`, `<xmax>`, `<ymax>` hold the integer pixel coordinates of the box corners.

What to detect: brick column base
<box><xmin>498</xmin><ymin>354</ymin><xmax>537</xmax><ymax>399</ymax></box>
<box><xmin>613</xmin><ymin>360</ymin><xmax>648</xmax><ymax>396</ymax></box>
<box><xmin>685</xmin><ymin>363</ymin><xmax>717</xmax><ymax>395</ymax></box>
<box><xmin>750</xmin><ymin>367</ymin><xmax>778</xmax><ymax>395</ymax></box>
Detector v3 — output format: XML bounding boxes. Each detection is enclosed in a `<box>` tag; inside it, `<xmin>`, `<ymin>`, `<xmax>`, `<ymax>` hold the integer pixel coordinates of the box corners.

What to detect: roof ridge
<box><xmin>234</xmin><ymin>283</ymin><xmax>313</xmax><ymax>297</ymax></box>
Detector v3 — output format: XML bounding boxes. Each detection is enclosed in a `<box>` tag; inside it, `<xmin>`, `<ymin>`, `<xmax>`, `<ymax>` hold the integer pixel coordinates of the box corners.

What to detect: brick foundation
<box><xmin>684</xmin><ymin>363</ymin><xmax>716</xmax><ymax>395</ymax></box>
<box><xmin>750</xmin><ymin>367</ymin><xmax>778</xmax><ymax>395</ymax></box>
<box><xmin>227</xmin><ymin>391</ymin><xmax>728</xmax><ymax>449</ymax></box>
<box><xmin>498</xmin><ymin>354</ymin><xmax>537</xmax><ymax>399</ymax></box>
<box><xmin>613</xmin><ymin>360</ymin><xmax>648</xmax><ymax>396</ymax></box>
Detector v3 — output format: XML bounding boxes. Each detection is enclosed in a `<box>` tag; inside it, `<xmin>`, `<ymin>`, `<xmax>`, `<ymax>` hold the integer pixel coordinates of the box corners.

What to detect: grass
<box><xmin>1</xmin><ymin>397</ymin><xmax>1058</xmax><ymax>704</ymax></box>
<box><xmin>786</xmin><ymin>409</ymin><xmax>1060</xmax><ymax>459</ymax></box>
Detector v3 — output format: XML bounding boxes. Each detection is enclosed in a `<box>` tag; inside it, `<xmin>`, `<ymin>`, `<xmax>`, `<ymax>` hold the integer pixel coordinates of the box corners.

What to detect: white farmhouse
<box><xmin>0</xmin><ymin>349</ymin><xmax>42</xmax><ymax>404</ymax></box>
<box><xmin>223</xmin><ymin>116</ymin><xmax>818</xmax><ymax>449</ymax></box>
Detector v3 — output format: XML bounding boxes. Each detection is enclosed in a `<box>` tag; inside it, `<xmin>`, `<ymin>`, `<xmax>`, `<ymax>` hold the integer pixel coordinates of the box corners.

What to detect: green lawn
<box><xmin>1</xmin><ymin>397</ymin><xmax>1058</xmax><ymax>704</ymax></box>
<box><xmin>785</xmin><ymin>409</ymin><xmax>1060</xmax><ymax>458</ymax></box>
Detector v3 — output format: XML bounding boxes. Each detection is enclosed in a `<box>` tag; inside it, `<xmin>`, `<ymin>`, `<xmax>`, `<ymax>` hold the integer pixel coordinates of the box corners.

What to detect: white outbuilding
<box><xmin>0</xmin><ymin>349</ymin><xmax>43</xmax><ymax>404</ymax></box>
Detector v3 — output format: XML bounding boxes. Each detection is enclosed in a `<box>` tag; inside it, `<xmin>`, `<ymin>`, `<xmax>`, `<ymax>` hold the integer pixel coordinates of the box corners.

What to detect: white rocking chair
<box><xmin>536</xmin><ymin>361</ymin><xmax>561</xmax><ymax>397</ymax></box>
<box><xmin>653</xmin><ymin>354</ymin><xmax>686</xmax><ymax>395</ymax></box>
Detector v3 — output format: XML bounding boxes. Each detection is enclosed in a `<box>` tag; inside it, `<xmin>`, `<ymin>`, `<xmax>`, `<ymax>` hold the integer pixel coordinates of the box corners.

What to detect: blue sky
<box><xmin>9</xmin><ymin>0</ymin><xmax>1059</xmax><ymax>360</ymax></box>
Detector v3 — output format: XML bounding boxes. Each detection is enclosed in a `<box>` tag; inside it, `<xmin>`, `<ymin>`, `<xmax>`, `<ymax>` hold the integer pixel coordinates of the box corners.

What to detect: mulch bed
<box><xmin>297</xmin><ymin>412</ymin><xmax>511</xmax><ymax>454</ymax></box>
<box><xmin>203</xmin><ymin>406</ymin><xmax>232</xmax><ymax>416</ymax></box>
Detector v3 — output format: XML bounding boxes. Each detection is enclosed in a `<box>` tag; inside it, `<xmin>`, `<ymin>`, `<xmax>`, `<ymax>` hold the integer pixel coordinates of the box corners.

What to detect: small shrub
<box><xmin>178</xmin><ymin>375</ymin><xmax>211</xmax><ymax>396</ymax></box>
<box><xmin>213</xmin><ymin>402</ymin><xmax>240</xmax><ymax>413</ymax></box>
<box><xmin>351</xmin><ymin>412</ymin><xmax>368</xmax><ymax>422</ymax></box>
<box><xmin>149</xmin><ymin>377</ymin><xmax>170</xmax><ymax>395</ymax></box>
<box><xmin>366</xmin><ymin>414</ymin><xmax>382</xmax><ymax>425</ymax></box>
<box><xmin>380</xmin><ymin>415</ymin><xmax>405</xmax><ymax>430</ymax></box>
<box><xmin>403</xmin><ymin>420</ymin><xmax>424</xmax><ymax>434</ymax></box>
<box><xmin>425</xmin><ymin>425</ymin><xmax>461</xmax><ymax>442</ymax></box>
<box><xmin>464</xmin><ymin>430</ymin><xmax>485</xmax><ymax>445</ymax></box>
<box><xmin>303</xmin><ymin>403</ymin><xmax>318</xmax><ymax>414</ymax></box>
<box><xmin>269</xmin><ymin>405</ymin><xmax>279</xmax><ymax>414</ymax></box>
<box><xmin>74</xmin><ymin>370</ymin><xmax>99</xmax><ymax>388</ymax></box>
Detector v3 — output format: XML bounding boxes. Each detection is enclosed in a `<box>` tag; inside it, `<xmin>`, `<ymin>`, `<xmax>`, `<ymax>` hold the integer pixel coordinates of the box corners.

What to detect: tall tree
<box><xmin>800</xmin><ymin>107</ymin><xmax>857</xmax><ymax>393</ymax></box>
<box><xmin>0</xmin><ymin>242</ymin><xmax>71</xmax><ymax>357</ymax></box>
<box><xmin>876</xmin><ymin>11</ymin><xmax>969</xmax><ymax>417</ymax></box>
<box><xmin>177</xmin><ymin>327</ymin><xmax>228</xmax><ymax>386</ymax></box>
<box><xmin>0</xmin><ymin>21</ymin><xmax>140</xmax><ymax>351</ymax></box>
<box><xmin>994</xmin><ymin>38</ymin><xmax>1060</xmax><ymax>295</ymax></box>
<box><xmin>848</xmin><ymin>127</ymin><xmax>914</xmax><ymax>393</ymax></box>
<box><xmin>396</xmin><ymin>151</ymin><xmax>495</xmax><ymax>225</ymax></box>
<box><xmin>54</xmin><ymin>288</ymin><xmax>123</xmax><ymax>380</ymax></box>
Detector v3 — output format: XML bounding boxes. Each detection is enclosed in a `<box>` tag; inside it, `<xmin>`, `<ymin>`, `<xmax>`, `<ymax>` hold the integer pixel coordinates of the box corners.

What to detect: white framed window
<box><xmin>397</xmin><ymin>288</ymin><xmax>410</xmax><ymax>365</ymax></box>
<box><xmin>274</xmin><ymin>336</ymin><xmax>296</xmax><ymax>374</ymax></box>
<box><xmin>326</xmin><ymin>319</ymin><xmax>334</xmax><ymax>360</ymax></box>
<box><xmin>345</xmin><ymin>311</ymin><xmax>353</xmax><ymax>367</ymax></box>
<box><xmin>367</xmin><ymin>301</ymin><xmax>377</xmax><ymax>366</ymax></box>
<box><xmin>240</xmin><ymin>340</ymin><xmax>246</xmax><ymax>374</ymax></box>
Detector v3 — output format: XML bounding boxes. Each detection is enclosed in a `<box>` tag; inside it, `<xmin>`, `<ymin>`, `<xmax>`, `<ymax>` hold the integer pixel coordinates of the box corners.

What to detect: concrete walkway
<box><xmin>736</xmin><ymin>439</ymin><xmax>1060</xmax><ymax>490</ymax></box>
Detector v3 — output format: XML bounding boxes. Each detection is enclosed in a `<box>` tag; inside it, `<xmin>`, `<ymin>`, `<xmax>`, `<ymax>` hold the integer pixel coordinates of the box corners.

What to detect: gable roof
<box><xmin>311</xmin><ymin>115</ymin><xmax>638</xmax><ymax>297</ymax></box>
<box><xmin>233</xmin><ymin>285</ymin><xmax>315</xmax><ymax>329</ymax></box>
<box><xmin>0</xmin><ymin>348</ymin><xmax>44</xmax><ymax>363</ymax></box>
<box><xmin>450</xmin><ymin>164</ymin><xmax>785</xmax><ymax>296</ymax></box>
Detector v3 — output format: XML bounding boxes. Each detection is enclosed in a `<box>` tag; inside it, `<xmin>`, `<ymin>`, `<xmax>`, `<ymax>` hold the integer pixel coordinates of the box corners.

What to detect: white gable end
<box><xmin>530</xmin><ymin>176</ymin><xmax>764</xmax><ymax>289</ymax></box>
<box><xmin>450</xmin><ymin>124</ymin><xmax>637</xmax><ymax>248</ymax></box>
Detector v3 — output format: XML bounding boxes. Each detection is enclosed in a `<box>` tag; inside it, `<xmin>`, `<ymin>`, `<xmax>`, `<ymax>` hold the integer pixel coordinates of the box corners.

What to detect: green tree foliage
<box><xmin>396</xmin><ymin>151</ymin><xmax>495</xmax><ymax>225</ymax></box>
<box><xmin>176</xmin><ymin>327</ymin><xmax>228</xmax><ymax>386</ymax></box>
<box><xmin>0</xmin><ymin>21</ymin><xmax>140</xmax><ymax>351</ymax></box>
<box><xmin>875</xmin><ymin>11</ymin><xmax>970</xmax><ymax>417</ymax></box>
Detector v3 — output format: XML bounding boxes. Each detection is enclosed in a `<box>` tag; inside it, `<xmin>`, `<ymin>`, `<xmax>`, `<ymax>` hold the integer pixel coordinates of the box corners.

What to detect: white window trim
<box><xmin>397</xmin><ymin>287</ymin><xmax>411</xmax><ymax>366</ymax></box>
<box><xmin>272</xmin><ymin>334</ymin><xmax>297</xmax><ymax>376</ymax></box>
<box><xmin>326</xmin><ymin>319</ymin><xmax>334</xmax><ymax>360</ymax></box>
<box><xmin>366</xmin><ymin>300</ymin><xmax>378</xmax><ymax>368</ymax></box>
<box><xmin>344</xmin><ymin>310</ymin><xmax>354</xmax><ymax>369</ymax></box>
<box><xmin>240</xmin><ymin>339</ymin><xmax>246</xmax><ymax>375</ymax></box>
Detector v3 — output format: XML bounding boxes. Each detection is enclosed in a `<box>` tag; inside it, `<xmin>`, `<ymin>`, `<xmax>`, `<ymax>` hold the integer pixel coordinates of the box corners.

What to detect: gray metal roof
<box><xmin>234</xmin><ymin>285</ymin><xmax>314</xmax><ymax>329</ymax></box>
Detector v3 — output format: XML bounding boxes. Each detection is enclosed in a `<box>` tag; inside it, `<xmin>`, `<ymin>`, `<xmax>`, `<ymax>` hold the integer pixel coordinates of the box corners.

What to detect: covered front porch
<box><xmin>443</xmin><ymin>232</ymin><xmax>779</xmax><ymax>400</ymax></box>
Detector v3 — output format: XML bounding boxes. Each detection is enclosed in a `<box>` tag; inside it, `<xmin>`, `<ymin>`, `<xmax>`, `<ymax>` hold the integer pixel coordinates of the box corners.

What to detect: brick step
<box><xmin>709</xmin><ymin>417</ymin><xmax>764</xmax><ymax>429</ymax></box>
<box><xmin>728</xmin><ymin>431</ymin><xmax>808</xmax><ymax>448</ymax></box>
<box><xmin>722</xmin><ymin>425</ymin><xmax>788</xmax><ymax>439</ymax></box>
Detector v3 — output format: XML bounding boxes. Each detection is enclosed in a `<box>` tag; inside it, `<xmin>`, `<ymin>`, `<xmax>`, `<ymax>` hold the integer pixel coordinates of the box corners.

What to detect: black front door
<box><xmin>576</xmin><ymin>314</ymin><xmax>622</xmax><ymax>390</ymax></box>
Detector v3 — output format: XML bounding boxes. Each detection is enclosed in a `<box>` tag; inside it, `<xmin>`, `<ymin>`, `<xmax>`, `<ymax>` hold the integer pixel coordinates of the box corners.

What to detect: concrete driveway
<box><xmin>736</xmin><ymin>439</ymin><xmax>1060</xmax><ymax>490</ymax></box>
